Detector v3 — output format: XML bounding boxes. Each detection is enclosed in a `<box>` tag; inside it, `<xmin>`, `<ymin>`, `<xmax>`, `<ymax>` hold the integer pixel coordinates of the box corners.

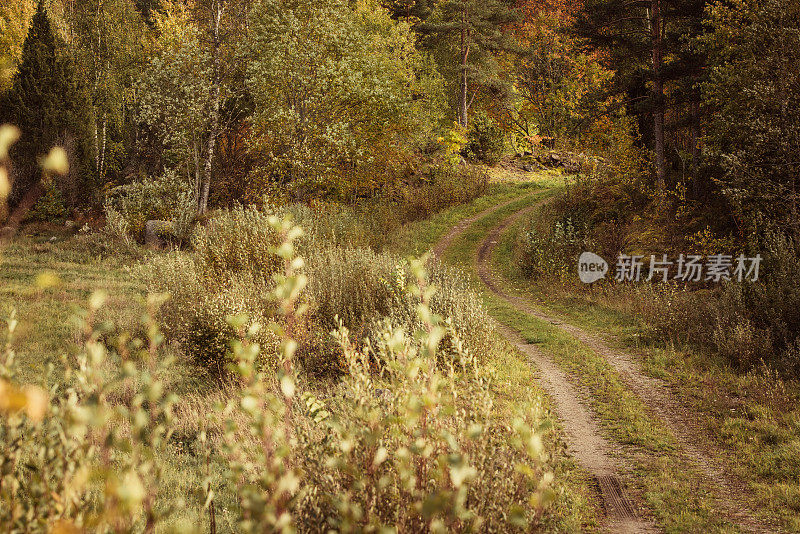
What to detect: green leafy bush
<box><xmin>104</xmin><ymin>169</ymin><xmax>195</xmax><ymax>242</ymax></box>
<box><xmin>28</xmin><ymin>180</ymin><xmax>67</xmax><ymax>222</ymax></box>
<box><xmin>245</xmin><ymin>0</ymin><xmax>442</xmax><ymax>199</ymax></box>
<box><xmin>712</xmin><ymin>231</ymin><xmax>800</xmax><ymax>375</ymax></box>
<box><xmin>464</xmin><ymin>113</ymin><xmax>505</xmax><ymax>165</ymax></box>
<box><xmin>517</xmin><ymin>216</ymin><xmax>593</xmax><ymax>283</ymax></box>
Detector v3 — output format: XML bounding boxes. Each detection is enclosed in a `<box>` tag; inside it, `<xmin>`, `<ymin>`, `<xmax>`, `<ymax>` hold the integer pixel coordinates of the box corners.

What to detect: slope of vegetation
<box><xmin>1</xmin><ymin>0</ymin><xmax>799</xmax><ymax>531</ymax></box>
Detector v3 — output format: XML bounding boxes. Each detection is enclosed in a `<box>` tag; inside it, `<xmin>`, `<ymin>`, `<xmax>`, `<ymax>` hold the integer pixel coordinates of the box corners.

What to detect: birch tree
<box><xmin>136</xmin><ymin>0</ymin><xmax>246</xmax><ymax>215</ymax></box>
<box><xmin>61</xmin><ymin>0</ymin><xmax>151</xmax><ymax>186</ymax></box>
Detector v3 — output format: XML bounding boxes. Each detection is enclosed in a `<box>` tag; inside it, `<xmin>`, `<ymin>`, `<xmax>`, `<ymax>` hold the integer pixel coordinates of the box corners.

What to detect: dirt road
<box><xmin>432</xmin><ymin>192</ymin><xmax>778</xmax><ymax>533</ymax></box>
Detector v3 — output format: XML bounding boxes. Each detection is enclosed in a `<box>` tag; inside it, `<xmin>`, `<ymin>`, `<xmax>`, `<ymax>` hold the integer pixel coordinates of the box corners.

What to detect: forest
<box><xmin>1</xmin><ymin>0</ymin><xmax>799</xmax><ymax>532</ymax></box>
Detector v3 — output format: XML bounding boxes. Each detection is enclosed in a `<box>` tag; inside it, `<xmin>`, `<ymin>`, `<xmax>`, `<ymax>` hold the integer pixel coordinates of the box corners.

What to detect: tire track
<box><xmin>431</xmin><ymin>191</ymin><xmax>539</xmax><ymax>260</ymax></box>
<box><xmin>433</xmin><ymin>198</ymin><xmax>658</xmax><ymax>533</ymax></box>
<box><xmin>473</xmin><ymin>200</ymin><xmax>778</xmax><ymax>533</ymax></box>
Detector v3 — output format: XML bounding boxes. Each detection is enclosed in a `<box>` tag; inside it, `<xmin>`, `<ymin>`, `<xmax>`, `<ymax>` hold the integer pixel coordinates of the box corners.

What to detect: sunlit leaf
<box><xmin>42</xmin><ymin>146</ymin><xmax>69</xmax><ymax>175</ymax></box>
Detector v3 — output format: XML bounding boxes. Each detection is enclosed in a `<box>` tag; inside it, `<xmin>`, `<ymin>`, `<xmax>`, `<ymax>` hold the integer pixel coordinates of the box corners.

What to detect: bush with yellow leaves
<box><xmin>0</xmin><ymin>214</ymin><xmax>558</xmax><ymax>532</ymax></box>
<box><xmin>215</xmin><ymin>223</ymin><xmax>557</xmax><ymax>531</ymax></box>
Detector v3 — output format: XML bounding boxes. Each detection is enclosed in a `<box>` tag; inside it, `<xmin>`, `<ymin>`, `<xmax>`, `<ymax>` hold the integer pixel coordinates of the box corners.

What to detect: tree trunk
<box><xmin>690</xmin><ymin>95</ymin><xmax>701</xmax><ymax>197</ymax></box>
<box><xmin>793</xmin><ymin>174</ymin><xmax>798</xmax><ymax>243</ymax></box>
<box><xmin>199</xmin><ymin>0</ymin><xmax>223</xmax><ymax>216</ymax></box>
<box><xmin>458</xmin><ymin>2</ymin><xmax>469</xmax><ymax>128</ymax></box>
<box><xmin>193</xmin><ymin>137</ymin><xmax>201</xmax><ymax>206</ymax></box>
<box><xmin>99</xmin><ymin>114</ymin><xmax>107</xmax><ymax>182</ymax></box>
<box><xmin>93</xmin><ymin>117</ymin><xmax>99</xmax><ymax>175</ymax></box>
<box><xmin>650</xmin><ymin>0</ymin><xmax>666</xmax><ymax>190</ymax></box>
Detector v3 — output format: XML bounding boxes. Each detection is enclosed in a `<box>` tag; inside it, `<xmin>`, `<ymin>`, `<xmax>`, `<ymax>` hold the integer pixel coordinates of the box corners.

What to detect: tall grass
<box><xmin>0</xmin><ymin>216</ymin><xmax>559</xmax><ymax>532</ymax></box>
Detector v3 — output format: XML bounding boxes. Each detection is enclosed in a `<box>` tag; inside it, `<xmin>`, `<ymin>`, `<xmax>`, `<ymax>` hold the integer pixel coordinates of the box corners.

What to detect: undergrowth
<box><xmin>0</xmin><ymin>214</ymin><xmax>566</xmax><ymax>532</ymax></box>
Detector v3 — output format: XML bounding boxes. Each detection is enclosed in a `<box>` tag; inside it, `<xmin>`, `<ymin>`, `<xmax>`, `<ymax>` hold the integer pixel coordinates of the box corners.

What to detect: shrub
<box><xmin>104</xmin><ymin>168</ymin><xmax>196</xmax><ymax>242</ymax></box>
<box><xmin>282</xmin><ymin>201</ymin><xmax>376</xmax><ymax>251</ymax></box>
<box><xmin>464</xmin><ymin>113</ymin><xmax>506</xmax><ymax>165</ymax></box>
<box><xmin>398</xmin><ymin>163</ymin><xmax>489</xmax><ymax>223</ymax></box>
<box><xmin>618</xmin><ymin>230</ymin><xmax>800</xmax><ymax>377</ymax></box>
<box><xmin>147</xmin><ymin>203</ymin><xmax>495</xmax><ymax>381</ymax></box>
<box><xmin>632</xmin><ymin>283</ymin><xmax>717</xmax><ymax>347</ymax></box>
<box><xmin>28</xmin><ymin>179</ymin><xmax>67</xmax><ymax>222</ymax></box>
<box><xmin>143</xmin><ymin>207</ymin><xmax>286</xmax><ymax>378</ymax></box>
<box><xmin>712</xmin><ymin>231</ymin><xmax>800</xmax><ymax>375</ymax></box>
<box><xmin>219</xmin><ymin>249</ymin><xmax>556</xmax><ymax>531</ymax></box>
<box><xmin>438</xmin><ymin>122</ymin><xmax>469</xmax><ymax>165</ymax></box>
<box><xmin>251</xmin><ymin>161</ymin><xmax>488</xmax><ymax>251</ymax></box>
<box><xmin>191</xmin><ymin>205</ymin><xmax>284</xmax><ymax>280</ymax></box>
<box><xmin>304</xmin><ymin>247</ymin><xmax>494</xmax><ymax>376</ymax></box>
<box><xmin>516</xmin><ymin>215</ymin><xmax>593</xmax><ymax>283</ymax></box>
<box><xmin>1</xmin><ymin>217</ymin><xmax>561</xmax><ymax>532</ymax></box>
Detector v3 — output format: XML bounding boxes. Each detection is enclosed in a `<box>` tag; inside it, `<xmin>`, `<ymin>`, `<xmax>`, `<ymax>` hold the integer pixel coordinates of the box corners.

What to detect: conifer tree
<box><xmin>574</xmin><ymin>0</ymin><xmax>707</xmax><ymax>190</ymax></box>
<box><xmin>419</xmin><ymin>0</ymin><xmax>518</xmax><ymax>128</ymax></box>
<box><xmin>0</xmin><ymin>1</ymin><xmax>89</xmax><ymax>205</ymax></box>
<box><xmin>704</xmin><ymin>0</ymin><xmax>800</xmax><ymax>238</ymax></box>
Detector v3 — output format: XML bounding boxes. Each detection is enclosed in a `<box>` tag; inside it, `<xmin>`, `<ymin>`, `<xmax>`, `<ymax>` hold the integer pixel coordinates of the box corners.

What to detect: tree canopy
<box><xmin>0</xmin><ymin>0</ymin><xmax>796</xmax><ymax>238</ymax></box>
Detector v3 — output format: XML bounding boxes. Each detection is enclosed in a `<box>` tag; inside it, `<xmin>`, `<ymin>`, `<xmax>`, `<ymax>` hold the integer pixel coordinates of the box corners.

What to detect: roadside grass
<box><xmin>389</xmin><ymin>171</ymin><xmax>603</xmax><ymax>531</ymax></box>
<box><xmin>1</xmin><ymin>176</ymin><xmax>600</xmax><ymax>532</ymax></box>
<box><xmin>494</xmin><ymin>202</ymin><xmax>800</xmax><ymax>532</ymax></box>
<box><xmin>391</xmin><ymin>170</ymin><xmax>564</xmax><ymax>257</ymax></box>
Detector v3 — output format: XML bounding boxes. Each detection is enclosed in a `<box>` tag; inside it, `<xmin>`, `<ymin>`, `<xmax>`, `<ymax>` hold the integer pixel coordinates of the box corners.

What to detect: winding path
<box><xmin>432</xmin><ymin>191</ymin><xmax>779</xmax><ymax>533</ymax></box>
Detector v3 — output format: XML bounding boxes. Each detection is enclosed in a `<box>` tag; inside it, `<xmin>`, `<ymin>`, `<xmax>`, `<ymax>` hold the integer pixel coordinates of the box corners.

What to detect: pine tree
<box><xmin>574</xmin><ymin>0</ymin><xmax>707</xmax><ymax>190</ymax></box>
<box><xmin>382</xmin><ymin>0</ymin><xmax>434</xmax><ymax>21</ymax></box>
<box><xmin>704</xmin><ymin>0</ymin><xmax>800</xmax><ymax>238</ymax></box>
<box><xmin>419</xmin><ymin>0</ymin><xmax>518</xmax><ymax>128</ymax></box>
<box><xmin>0</xmin><ymin>1</ymin><xmax>90</xmax><ymax>205</ymax></box>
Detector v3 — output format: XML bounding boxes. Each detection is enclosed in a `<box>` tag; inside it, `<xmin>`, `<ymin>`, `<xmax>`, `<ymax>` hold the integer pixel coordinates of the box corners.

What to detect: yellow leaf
<box><xmin>42</xmin><ymin>147</ymin><xmax>69</xmax><ymax>175</ymax></box>
<box><xmin>0</xmin><ymin>380</ymin><xmax>48</xmax><ymax>422</ymax></box>
<box><xmin>0</xmin><ymin>124</ymin><xmax>20</xmax><ymax>160</ymax></box>
<box><xmin>280</xmin><ymin>375</ymin><xmax>295</xmax><ymax>399</ymax></box>
<box><xmin>22</xmin><ymin>385</ymin><xmax>48</xmax><ymax>421</ymax></box>
<box><xmin>0</xmin><ymin>168</ymin><xmax>9</xmax><ymax>200</ymax></box>
<box><xmin>50</xmin><ymin>519</ymin><xmax>81</xmax><ymax>534</ymax></box>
